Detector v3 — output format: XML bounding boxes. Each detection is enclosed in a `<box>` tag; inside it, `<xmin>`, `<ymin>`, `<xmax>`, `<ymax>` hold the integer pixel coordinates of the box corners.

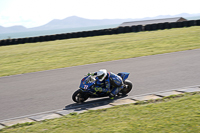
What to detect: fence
<box><xmin>0</xmin><ymin>19</ymin><xmax>200</xmax><ymax>46</ymax></box>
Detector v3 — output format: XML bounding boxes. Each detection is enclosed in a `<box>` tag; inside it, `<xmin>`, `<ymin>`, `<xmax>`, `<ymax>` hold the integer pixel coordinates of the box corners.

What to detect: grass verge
<box><xmin>0</xmin><ymin>26</ymin><xmax>200</xmax><ymax>77</ymax></box>
<box><xmin>1</xmin><ymin>92</ymin><xmax>200</xmax><ymax>133</ymax></box>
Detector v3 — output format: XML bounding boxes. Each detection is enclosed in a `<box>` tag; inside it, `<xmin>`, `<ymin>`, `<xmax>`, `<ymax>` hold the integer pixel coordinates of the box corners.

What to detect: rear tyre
<box><xmin>72</xmin><ymin>90</ymin><xmax>89</xmax><ymax>103</ymax></box>
<box><xmin>121</xmin><ymin>80</ymin><xmax>133</xmax><ymax>95</ymax></box>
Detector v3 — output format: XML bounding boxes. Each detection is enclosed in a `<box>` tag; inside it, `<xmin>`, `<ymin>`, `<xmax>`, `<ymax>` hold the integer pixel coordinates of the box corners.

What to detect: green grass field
<box><xmin>1</xmin><ymin>26</ymin><xmax>200</xmax><ymax>77</ymax></box>
<box><xmin>1</xmin><ymin>93</ymin><xmax>199</xmax><ymax>133</ymax></box>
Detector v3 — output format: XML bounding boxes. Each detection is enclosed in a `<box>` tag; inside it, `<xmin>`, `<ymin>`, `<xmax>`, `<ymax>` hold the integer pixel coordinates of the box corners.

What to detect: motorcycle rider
<box><xmin>88</xmin><ymin>69</ymin><xmax>124</xmax><ymax>99</ymax></box>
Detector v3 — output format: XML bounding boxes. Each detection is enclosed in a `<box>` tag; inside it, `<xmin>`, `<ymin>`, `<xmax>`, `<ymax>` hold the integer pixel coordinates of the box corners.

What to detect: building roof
<box><xmin>119</xmin><ymin>17</ymin><xmax>187</xmax><ymax>27</ymax></box>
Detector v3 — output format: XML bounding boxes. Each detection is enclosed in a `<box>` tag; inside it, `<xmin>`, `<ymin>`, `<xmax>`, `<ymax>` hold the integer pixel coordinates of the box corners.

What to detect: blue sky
<box><xmin>0</xmin><ymin>0</ymin><xmax>200</xmax><ymax>28</ymax></box>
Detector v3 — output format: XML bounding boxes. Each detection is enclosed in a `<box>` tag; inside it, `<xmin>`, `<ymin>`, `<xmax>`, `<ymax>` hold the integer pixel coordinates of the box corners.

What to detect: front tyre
<box><xmin>121</xmin><ymin>80</ymin><xmax>133</xmax><ymax>95</ymax></box>
<box><xmin>72</xmin><ymin>90</ymin><xmax>89</xmax><ymax>103</ymax></box>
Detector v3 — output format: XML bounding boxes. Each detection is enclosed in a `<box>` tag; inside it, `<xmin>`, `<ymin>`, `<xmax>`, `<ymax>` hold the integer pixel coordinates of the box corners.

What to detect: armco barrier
<box><xmin>95</xmin><ymin>30</ymin><xmax>102</xmax><ymax>36</ymax></box>
<box><xmin>146</xmin><ymin>25</ymin><xmax>150</xmax><ymax>31</ymax></box>
<box><xmin>189</xmin><ymin>20</ymin><xmax>196</xmax><ymax>27</ymax></box>
<box><xmin>60</xmin><ymin>33</ymin><xmax>66</xmax><ymax>39</ymax></box>
<box><xmin>81</xmin><ymin>31</ymin><xmax>87</xmax><ymax>37</ymax></box>
<box><xmin>69</xmin><ymin>33</ymin><xmax>74</xmax><ymax>38</ymax></box>
<box><xmin>196</xmin><ymin>19</ymin><xmax>200</xmax><ymax>26</ymax></box>
<box><xmin>107</xmin><ymin>29</ymin><xmax>114</xmax><ymax>35</ymax></box>
<box><xmin>124</xmin><ymin>26</ymin><xmax>131</xmax><ymax>33</ymax></box>
<box><xmin>183</xmin><ymin>20</ymin><xmax>196</xmax><ymax>27</ymax></box>
<box><xmin>31</xmin><ymin>37</ymin><xmax>37</xmax><ymax>43</ymax></box>
<box><xmin>177</xmin><ymin>21</ymin><xmax>184</xmax><ymax>28</ymax></box>
<box><xmin>152</xmin><ymin>24</ymin><xmax>158</xmax><ymax>30</ymax></box>
<box><xmin>39</xmin><ymin>36</ymin><xmax>44</xmax><ymax>42</ymax></box>
<box><xmin>164</xmin><ymin>22</ymin><xmax>170</xmax><ymax>29</ymax></box>
<box><xmin>144</xmin><ymin>24</ymin><xmax>151</xmax><ymax>31</ymax></box>
<box><xmin>130</xmin><ymin>25</ymin><xmax>142</xmax><ymax>32</ymax></box>
<box><xmin>50</xmin><ymin>35</ymin><xmax>56</xmax><ymax>41</ymax></box>
<box><xmin>34</xmin><ymin>37</ymin><xmax>40</xmax><ymax>42</ymax></box>
<box><xmin>5</xmin><ymin>39</ymin><xmax>10</xmax><ymax>45</ymax></box>
<box><xmin>14</xmin><ymin>39</ymin><xmax>19</xmax><ymax>44</ymax></box>
<box><xmin>104</xmin><ymin>29</ymin><xmax>109</xmax><ymax>35</ymax></box>
<box><xmin>94</xmin><ymin>30</ymin><xmax>100</xmax><ymax>36</ymax></box>
<box><xmin>87</xmin><ymin>31</ymin><xmax>92</xmax><ymax>37</ymax></box>
<box><xmin>74</xmin><ymin>32</ymin><xmax>80</xmax><ymax>38</ymax></box>
<box><xmin>65</xmin><ymin>33</ymin><xmax>71</xmax><ymax>39</ymax></box>
<box><xmin>0</xmin><ymin>40</ymin><xmax>3</xmax><ymax>46</ymax></box>
<box><xmin>1</xmin><ymin>40</ymin><xmax>6</xmax><ymax>46</ymax></box>
<box><xmin>112</xmin><ymin>28</ymin><xmax>117</xmax><ymax>34</ymax></box>
<box><xmin>105</xmin><ymin>29</ymin><xmax>110</xmax><ymax>35</ymax></box>
<box><xmin>169</xmin><ymin>22</ymin><xmax>177</xmax><ymax>28</ymax></box>
<box><xmin>102</xmin><ymin>29</ymin><xmax>108</xmax><ymax>35</ymax></box>
<box><xmin>0</xmin><ymin>20</ymin><xmax>200</xmax><ymax>46</ymax></box>
<box><xmin>8</xmin><ymin>39</ymin><xmax>14</xmax><ymax>45</ymax></box>
<box><xmin>19</xmin><ymin>38</ymin><xmax>25</xmax><ymax>44</ymax></box>
<box><xmin>131</xmin><ymin>26</ymin><xmax>137</xmax><ymax>32</ymax></box>
<box><xmin>157</xmin><ymin>23</ymin><xmax>164</xmax><ymax>30</ymax></box>
<box><xmin>137</xmin><ymin>25</ymin><xmax>143</xmax><ymax>32</ymax></box>
<box><xmin>117</xmin><ymin>27</ymin><xmax>124</xmax><ymax>33</ymax></box>
<box><xmin>87</xmin><ymin>31</ymin><xmax>92</xmax><ymax>36</ymax></box>
<box><xmin>100</xmin><ymin>29</ymin><xmax>106</xmax><ymax>35</ymax></box>
<box><xmin>93</xmin><ymin>30</ymin><xmax>98</xmax><ymax>36</ymax></box>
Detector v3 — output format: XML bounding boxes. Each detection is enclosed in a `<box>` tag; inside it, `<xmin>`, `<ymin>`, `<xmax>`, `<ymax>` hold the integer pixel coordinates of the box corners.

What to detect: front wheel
<box><xmin>121</xmin><ymin>80</ymin><xmax>133</xmax><ymax>95</ymax></box>
<box><xmin>72</xmin><ymin>90</ymin><xmax>89</xmax><ymax>103</ymax></box>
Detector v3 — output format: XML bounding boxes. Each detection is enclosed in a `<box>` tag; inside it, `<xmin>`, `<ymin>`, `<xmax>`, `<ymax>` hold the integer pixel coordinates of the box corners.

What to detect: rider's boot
<box><xmin>110</xmin><ymin>86</ymin><xmax>124</xmax><ymax>99</ymax></box>
<box><xmin>109</xmin><ymin>93</ymin><xmax>115</xmax><ymax>99</ymax></box>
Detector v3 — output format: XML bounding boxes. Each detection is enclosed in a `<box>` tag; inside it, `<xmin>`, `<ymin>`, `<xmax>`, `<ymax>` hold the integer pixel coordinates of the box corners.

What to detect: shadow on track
<box><xmin>64</xmin><ymin>95</ymin><xmax>128</xmax><ymax>111</ymax></box>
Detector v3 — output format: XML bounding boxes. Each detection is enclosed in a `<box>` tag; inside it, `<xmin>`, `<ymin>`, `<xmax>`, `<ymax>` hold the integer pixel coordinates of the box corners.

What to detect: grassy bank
<box><xmin>1</xmin><ymin>92</ymin><xmax>199</xmax><ymax>132</ymax></box>
<box><xmin>1</xmin><ymin>26</ymin><xmax>200</xmax><ymax>77</ymax></box>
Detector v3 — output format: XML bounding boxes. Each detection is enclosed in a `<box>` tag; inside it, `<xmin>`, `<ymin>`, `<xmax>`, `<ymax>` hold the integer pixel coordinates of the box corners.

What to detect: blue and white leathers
<box><xmin>95</xmin><ymin>72</ymin><xmax>123</xmax><ymax>95</ymax></box>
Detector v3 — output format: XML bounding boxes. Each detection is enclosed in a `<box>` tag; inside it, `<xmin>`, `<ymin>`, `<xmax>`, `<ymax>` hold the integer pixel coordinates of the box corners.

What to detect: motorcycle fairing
<box><xmin>117</xmin><ymin>72</ymin><xmax>130</xmax><ymax>81</ymax></box>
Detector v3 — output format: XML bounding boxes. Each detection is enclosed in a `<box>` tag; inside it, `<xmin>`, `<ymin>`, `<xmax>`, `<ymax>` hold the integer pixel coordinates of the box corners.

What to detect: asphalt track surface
<box><xmin>1</xmin><ymin>49</ymin><xmax>200</xmax><ymax>120</ymax></box>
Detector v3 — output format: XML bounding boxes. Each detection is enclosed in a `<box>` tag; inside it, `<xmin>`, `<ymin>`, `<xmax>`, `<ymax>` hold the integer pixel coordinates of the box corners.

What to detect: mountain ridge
<box><xmin>1</xmin><ymin>13</ymin><xmax>200</xmax><ymax>34</ymax></box>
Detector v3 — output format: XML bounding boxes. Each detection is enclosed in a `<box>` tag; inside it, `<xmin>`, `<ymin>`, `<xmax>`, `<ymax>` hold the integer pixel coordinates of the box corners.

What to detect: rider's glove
<box><xmin>87</xmin><ymin>73</ymin><xmax>93</xmax><ymax>76</ymax></box>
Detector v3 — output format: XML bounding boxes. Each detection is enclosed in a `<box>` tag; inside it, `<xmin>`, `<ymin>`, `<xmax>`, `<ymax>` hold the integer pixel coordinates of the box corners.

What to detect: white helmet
<box><xmin>97</xmin><ymin>69</ymin><xmax>107</xmax><ymax>81</ymax></box>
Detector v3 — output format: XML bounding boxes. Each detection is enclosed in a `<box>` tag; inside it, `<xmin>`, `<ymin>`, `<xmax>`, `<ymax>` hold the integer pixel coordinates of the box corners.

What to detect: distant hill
<box><xmin>1</xmin><ymin>13</ymin><xmax>200</xmax><ymax>34</ymax></box>
<box><xmin>30</xmin><ymin>16</ymin><xmax>134</xmax><ymax>31</ymax></box>
<box><xmin>0</xmin><ymin>25</ymin><xmax>27</xmax><ymax>33</ymax></box>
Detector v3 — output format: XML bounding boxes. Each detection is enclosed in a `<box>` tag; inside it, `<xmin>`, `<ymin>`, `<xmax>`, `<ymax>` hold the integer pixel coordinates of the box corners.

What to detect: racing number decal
<box><xmin>84</xmin><ymin>85</ymin><xmax>88</xmax><ymax>89</ymax></box>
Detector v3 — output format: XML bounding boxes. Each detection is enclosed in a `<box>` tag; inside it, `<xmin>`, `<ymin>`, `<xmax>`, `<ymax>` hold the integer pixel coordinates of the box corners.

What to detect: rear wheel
<box><xmin>121</xmin><ymin>80</ymin><xmax>133</xmax><ymax>95</ymax></box>
<box><xmin>72</xmin><ymin>90</ymin><xmax>89</xmax><ymax>103</ymax></box>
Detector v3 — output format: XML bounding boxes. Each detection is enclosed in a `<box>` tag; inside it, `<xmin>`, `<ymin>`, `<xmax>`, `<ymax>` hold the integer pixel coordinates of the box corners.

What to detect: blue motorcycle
<box><xmin>72</xmin><ymin>72</ymin><xmax>133</xmax><ymax>103</ymax></box>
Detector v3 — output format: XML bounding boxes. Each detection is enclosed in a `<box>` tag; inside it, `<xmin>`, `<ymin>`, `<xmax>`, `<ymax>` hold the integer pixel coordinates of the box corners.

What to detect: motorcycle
<box><xmin>72</xmin><ymin>72</ymin><xmax>133</xmax><ymax>103</ymax></box>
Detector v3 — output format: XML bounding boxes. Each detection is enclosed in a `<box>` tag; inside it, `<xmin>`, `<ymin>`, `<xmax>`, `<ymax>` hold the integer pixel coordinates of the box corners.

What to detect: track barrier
<box><xmin>0</xmin><ymin>19</ymin><xmax>200</xmax><ymax>46</ymax></box>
